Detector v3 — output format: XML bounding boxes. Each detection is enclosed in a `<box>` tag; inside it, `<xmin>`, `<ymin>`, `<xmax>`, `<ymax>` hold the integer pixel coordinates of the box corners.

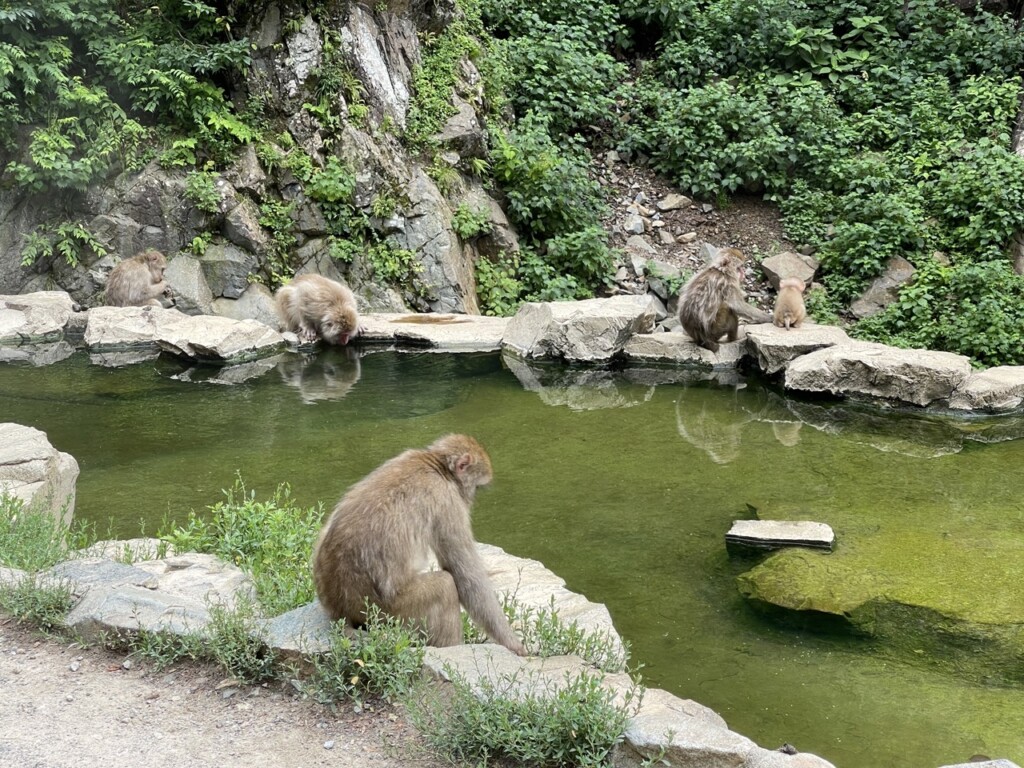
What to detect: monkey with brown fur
<box><xmin>677</xmin><ymin>248</ymin><xmax>771</xmax><ymax>352</ymax></box>
<box><xmin>275</xmin><ymin>274</ymin><xmax>360</xmax><ymax>345</ymax></box>
<box><xmin>773</xmin><ymin>277</ymin><xmax>807</xmax><ymax>330</ymax></box>
<box><xmin>105</xmin><ymin>249</ymin><xmax>173</xmax><ymax>307</ymax></box>
<box><xmin>313</xmin><ymin>434</ymin><xmax>528</xmax><ymax>656</ymax></box>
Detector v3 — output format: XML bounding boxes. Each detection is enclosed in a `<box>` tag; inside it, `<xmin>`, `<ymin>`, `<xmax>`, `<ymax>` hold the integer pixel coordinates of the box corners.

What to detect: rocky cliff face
<box><xmin>0</xmin><ymin>0</ymin><xmax>517</xmax><ymax>319</ymax></box>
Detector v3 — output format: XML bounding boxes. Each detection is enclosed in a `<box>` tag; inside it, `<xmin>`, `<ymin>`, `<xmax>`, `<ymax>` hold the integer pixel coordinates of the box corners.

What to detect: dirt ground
<box><xmin>0</xmin><ymin>618</ymin><xmax>445</xmax><ymax>768</ymax></box>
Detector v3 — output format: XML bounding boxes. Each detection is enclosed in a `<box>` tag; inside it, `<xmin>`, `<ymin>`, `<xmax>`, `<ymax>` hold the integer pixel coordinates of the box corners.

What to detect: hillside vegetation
<box><xmin>3</xmin><ymin>0</ymin><xmax>1024</xmax><ymax>364</ymax></box>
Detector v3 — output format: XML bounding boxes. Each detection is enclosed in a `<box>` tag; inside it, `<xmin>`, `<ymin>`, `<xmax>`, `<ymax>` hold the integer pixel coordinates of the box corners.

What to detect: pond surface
<box><xmin>1</xmin><ymin>348</ymin><xmax>1023</xmax><ymax>768</ymax></box>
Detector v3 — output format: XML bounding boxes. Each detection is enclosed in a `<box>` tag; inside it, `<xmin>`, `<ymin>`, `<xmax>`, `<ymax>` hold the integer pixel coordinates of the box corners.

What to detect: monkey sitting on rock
<box><xmin>313</xmin><ymin>434</ymin><xmax>528</xmax><ymax>656</ymax></box>
<box><xmin>105</xmin><ymin>249</ymin><xmax>174</xmax><ymax>308</ymax></box>
<box><xmin>677</xmin><ymin>248</ymin><xmax>771</xmax><ymax>352</ymax></box>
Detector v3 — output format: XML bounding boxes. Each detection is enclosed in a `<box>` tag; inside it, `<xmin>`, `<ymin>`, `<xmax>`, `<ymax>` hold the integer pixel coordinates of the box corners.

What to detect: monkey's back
<box><xmin>313</xmin><ymin>449</ymin><xmax>459</xmax><ymax>621</ymax></box>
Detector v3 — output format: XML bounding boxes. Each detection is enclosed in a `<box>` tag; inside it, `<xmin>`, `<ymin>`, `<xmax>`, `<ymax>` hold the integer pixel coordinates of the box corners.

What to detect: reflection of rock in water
<box><xmin>675</xmin><ymin>386</ymin><xmax>755</xmax><ymax>465</ymax></box>
<box><xmin>90</xmin><ymin>348</ymin><xmax>161</xmax><ymax>368</ymax></box>
<box><xmin>504</xmin><ymin>354</ymin><xmax>654</xmax><ymax>411</ymax></box>
<box><xmin>1</xmin><ymin>341</ymin><xmax>77</xmax><ymax>367</ymax></box>
<box><xmin>770</xmin><ymin>420</ymin><xmax>804</xmax><ymax>447</ymax></box>
<box><xmin>278</xmin><ymin>347</ymin><xmax>362</xmax><ymax>404</ymax></box>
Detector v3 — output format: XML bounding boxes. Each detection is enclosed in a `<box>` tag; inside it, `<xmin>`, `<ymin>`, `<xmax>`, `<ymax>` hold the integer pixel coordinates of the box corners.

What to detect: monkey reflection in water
<box><xmin>675</xmin><ymin>386</ymin><xmax>804</xmax><ymax>464</ymax></box>
<box><xmin>313</xmin><ymin>434</ymin><xmax>528</xmax><ymax>655</ymax></box>
<box><xmin>277</xmin><ymin>348</ymin><xmax>362</xmax><ymax>404</ymax></box>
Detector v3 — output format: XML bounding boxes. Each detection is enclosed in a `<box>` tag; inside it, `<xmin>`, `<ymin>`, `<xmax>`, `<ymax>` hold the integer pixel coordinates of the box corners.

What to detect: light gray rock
<box><xmin>338</xmin><ymin>5</ymin><xmax>412</xmax><ymax>127</ymax></box>
<box><xmin>744</xmin><ymin>323</ymin><xmax>851</xmax><ymax>375</ymax></box>
<box><xmin>726</xmin><ymin>520</ymin><xmax>835</xmax><ymax>552</ymax></box>
<box><xmin>211</xmin><ymin>282</ymin><xmax>280</xmax><ymax>329</ymax></box>
<box><xmin>164</xmin><ymin>253</ymin><xmax>214</xmax><ymax>315</ymax></box>
<box><xmin>0</xmin><ymin>291</ymin><xmax>77</xmax><ymax>343</ymax></box>
<box><xmin>284</xmin><ymin>15</ymin><xmax>322</xmax><ymax>97</ymax></box>
<box><xmin>623</xmin><ymin>214</ymin><xmax>646</xmax><ymax>235</ymax></box>
<box><xmin>759</xmin><ymin>252</ymin><xmax>818</xmax><ymax>289</ymax></box>
<box><xmin>433</xmin><ymin>96</ymin><xmax>486</xmax><ymax>158</ymax></box>
<box><xmin>502</xmin><ymin>296</ymin><xmax>658</xmax><ymax>364</ymax></box>
<box><xmin>222</xmin><ymin>198</ymin><xmax>269</xmax><ymax>255</ymax></box>
<box><xmin>625</xmin><ymin>235</ymin><xmax>656</xmax><ymax>277</ymax></box>
<box><xmin>850</xmin><ymin>256</ymin><xmax>916</xmax><ymax>319</ymax></box>
<box><xmin>259</xmin><ymin>600</ymin><xmax>338</xmax><ymax>660</ymax></box>
<box><xmin>200</xmin><ymin>243</ymin><xmax>257</xmax><ymax>299</ymax></box>
<box><xmin>741</xmin><ymin>749</ymin><xmax>837</xmax><ymax>768</ymax></box>
<box><xmin>938</xmin><ymin>761</ymin><xmax>1019</xmax><ymax>768</ymax></box>
<box><xmin>0</xmin><ymin>565</ymin><xmax>24</xmax><ymax>588</ymax></box>
<box><xmin>84</xmin><ymin>306</ymin><xmax>284</xmax><ymax>362</ymax></box>
<box><xmin>359</xmin><ymin>312</ymin><xmax>507</xmax><ymax>351</ymax></box>
<box><xmin>784</xmin><ymin>341</ymin><xmax>973</xmax><ymax>407</ymax></box>
<box><xmin>0</xmin><ymin>423</ymin><xmax>79</xmax><ymax>527</ymax></box>
<box><xmin>623</xmin><ymin>332</ymin><xmax>748</xmax><ymax>370</ymax></box>
<box><xmin>656</xmin><ymin>193</ymin><xmax>692</xmax><ymax>211</ymax></box>
<box><xmin>44</xmin><ymin>558</ymin><xmax>160</xmax><ymax>593</ymax></box>
<box><xmin>948</xmin><ymin>366</ymin><xmax>1024</xmax><ymax>412</ymax></box>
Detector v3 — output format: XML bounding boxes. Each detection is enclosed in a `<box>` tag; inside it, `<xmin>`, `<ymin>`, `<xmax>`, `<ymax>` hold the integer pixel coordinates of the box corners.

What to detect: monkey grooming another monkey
<box><xmin>773</xmin><ymin>277</ymin><xmax>807</xmax><ymax>330</ymax></box>
<box><xmin>105</xmin><ymin>249</ymin><xmax>173</xmax><ymax>307</ymax></box>
<box><xmin>275</xmin><ymin>274</ymin><xmax>360</xmax><ymax>345</ymax></box>
<box><xmin>313</xmin><ymin>434</ymin><xmax>527</xmax><ymax>656</ymax></box>
<box><xmin>677</xmin><ymin>248</ymin><xmax>772</xmax><ymax>352</ymax></box>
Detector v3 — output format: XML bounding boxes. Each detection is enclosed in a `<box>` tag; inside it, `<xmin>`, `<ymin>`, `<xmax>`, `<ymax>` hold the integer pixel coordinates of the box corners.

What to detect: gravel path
<box><xmin>0</xmin><ymin>619</ymin><xmax>444</xmax><ymax>768</ymax></box>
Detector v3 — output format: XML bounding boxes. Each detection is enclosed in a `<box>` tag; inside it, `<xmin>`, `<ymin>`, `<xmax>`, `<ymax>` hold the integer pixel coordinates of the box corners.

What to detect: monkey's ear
<box><xmin>453</xmin><ymin>453</ymin><xmax>473</xmax><ymax>475</ymax></box>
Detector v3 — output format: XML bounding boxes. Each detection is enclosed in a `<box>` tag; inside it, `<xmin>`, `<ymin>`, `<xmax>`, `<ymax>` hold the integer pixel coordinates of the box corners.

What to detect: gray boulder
<box><xmin>211</xmin><ymin>282</ymin><xmax>281</xmax><ymax>329</ymax></box>
<box><xmin>359</xmin><ymin>312</ymin><xmax>507</xmax><ymax>352</ymax></box>
<box><xmin>503</xmin><ymin>296</ymin><xmax>658</xmax><ymax>364</ymax></box>
<box><xmin>164</xmin><ymin>253</ymin><xmax>215</xmax><ymax>316</ymax></box>
<box><xmin>200</xmin><ymin>242</ymin><xmax>257</xmax><ymax>299</ymax></box>
<box><xmin>760</xmin><ymin>252</ymin><xmax>818</xmax><ymax>289</ymax></box>
<box><xmin>850</xmin><ymin>256</ymin><xmax>916</xmax><ymax>319</ymax></box>
<box><xmin>784</xmin><ymin>341</ymin><xmax>972</xmax><ymax>407</ymax></box>
<box><xmin>0</xmin><ymin>291</ymin><xmax>77</xmax><ymax>343</ymax></box>
<box><xmin>0</xmin><ymin>423</ymin><xmax>79</xmax><ymax>527</ymax></box>
<box><xmin>744</xmin><ymin>324</ymin><xmax>851</xmax><ymax>375</ymax></box>
<box><xmin>948</xmin><ymin>366</ymin><xmax>1024</xmax><ymax>412</ymax></box>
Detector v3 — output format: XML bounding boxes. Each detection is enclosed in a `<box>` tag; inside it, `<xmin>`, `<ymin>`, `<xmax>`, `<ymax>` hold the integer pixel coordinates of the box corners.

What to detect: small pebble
<box><xmin>323</xmin><ymin>740</ymin><xmax>335</xmax><ymax>750</ymax></box>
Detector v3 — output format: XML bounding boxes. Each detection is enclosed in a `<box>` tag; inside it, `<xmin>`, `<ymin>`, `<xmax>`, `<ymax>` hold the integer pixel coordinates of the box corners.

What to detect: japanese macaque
<box><xmin>313</xmin><ymin>434</ymin><xmax>528</xmax><ymax>656</ymax></box>
<box><xmin>275</xmin><ymin>274</ymin><xmax>360</xmax><ymax>345</ymax></box>
<box><xmin>773</xmin><ymin>277</ymin><xmax>807</xmax><ymax>330</ymax></box>
<box><xmin>677</xmin><ymin>248</ymin><xmax>772</xmax><ymax>352</ymax></box>
<box><xmin>105</xmin><ymin>249</ymin><xmax>173</xmax><ymax>307</ymax></box>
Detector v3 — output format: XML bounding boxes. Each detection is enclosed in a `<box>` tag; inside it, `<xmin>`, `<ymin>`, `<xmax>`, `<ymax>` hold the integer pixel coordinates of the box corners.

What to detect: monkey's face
<box><xmin>321</xmin><ymin>308</ymin><xmax>358</xmax><ymax>345</ymax></box>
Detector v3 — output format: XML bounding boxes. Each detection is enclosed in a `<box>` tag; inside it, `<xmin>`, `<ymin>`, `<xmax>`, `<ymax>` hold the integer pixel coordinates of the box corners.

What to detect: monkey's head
<box><xmin>321</xmin><ymin>306</ymin><xmax>359</xmax><ymax>345</ymax></box>
<box><xmin>779</xmin><ymin>277</ymin><xmax>806</xmax><ymax>293</ymax></box>
<box><xmin>712</xmin><ymin>248</ymin><xmax>746</xmax><ymax>283</ymax></box>
<box><xmin>429</xmin><ymin>434</ymin><xmax>493</xmax><ymax>494</ymax></box>
<box><xmin>142</xmin><ymin>249</ymin><xmax>167</xmax><ymax>278</ymax></box>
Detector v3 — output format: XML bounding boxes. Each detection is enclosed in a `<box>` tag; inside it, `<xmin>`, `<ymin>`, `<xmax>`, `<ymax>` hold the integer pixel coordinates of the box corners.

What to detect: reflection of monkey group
<box><xmin>313</xmin><ymin>434</ymin><xmax>528</xmax><ymax>655</ymax></box>
<box><xmin>105</xmin><ymin>249</ymin><xmax>174</xmax><ymax>308</ymax></box>
<box><xmin>274</xmin><ymin>274</ymin><xmax>361</xmax><ymax>345</ymax></box>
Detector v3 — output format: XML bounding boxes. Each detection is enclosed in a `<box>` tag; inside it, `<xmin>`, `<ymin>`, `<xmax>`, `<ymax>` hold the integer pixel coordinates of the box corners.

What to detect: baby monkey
<box><xmin>772</xmin><ymin>277</ymin><xmax>807</xmax><ymax>330</ymax></box>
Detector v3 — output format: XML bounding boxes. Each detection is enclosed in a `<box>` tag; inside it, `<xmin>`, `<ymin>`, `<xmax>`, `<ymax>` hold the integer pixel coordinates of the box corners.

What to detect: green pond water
<box><xmin>1</xmin><ymin>348</ymin><xmax>1023</xmax><ymax>768</ymax></box>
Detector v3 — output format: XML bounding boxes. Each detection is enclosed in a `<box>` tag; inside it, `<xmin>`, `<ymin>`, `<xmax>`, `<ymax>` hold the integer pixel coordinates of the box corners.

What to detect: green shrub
<box><xmin>410</xmin><ymin>666</ymin><xmax>638</xmax><ymax>767</ymax></box>
<box><xmin>0</xmin><ymin>491</ymin><xmax>88</xmax><ymax>572</ymax></box>
<box><xmin>452</xmin><ymin>203</ymin><xmax>492</xmax><ymax>240</ymax></box>
<box><xmin>0</xmin><ymin>575</ymin><xmax>73</xmax><ymax>635</ymax></box>
<box><xmin>307</xmin><ymin>604</ymin><xmax>426</xmax><ymax>708</ymax></box>
<box><xmin>160</xmin><ymin>478</ymin><xmax>323</xmax><ymax>616</ymax></box>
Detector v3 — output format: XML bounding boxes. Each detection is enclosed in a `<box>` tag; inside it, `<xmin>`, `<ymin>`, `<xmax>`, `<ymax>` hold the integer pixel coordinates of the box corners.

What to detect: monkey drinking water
<box><xmin>677</xmin><ymin>248</ymin><xmax>771</xmax><ymax>352</ymax></box>
<box><xmin>275</xmin><ymin>274</ymin><xmax>360</xmax><ymax>345</ymax></box>
<box><xmin>313</xmin><ymin>434</ymin><xmax>528</xmax><ymax>655</ymax></box>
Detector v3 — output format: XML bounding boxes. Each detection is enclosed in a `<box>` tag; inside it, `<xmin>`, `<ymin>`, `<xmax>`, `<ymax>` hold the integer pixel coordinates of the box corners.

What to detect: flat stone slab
<box><xmin>0</xmin><ymin>291</ymin><xmax>77</xmax><ymax>343</ymax></box>
<box><xmin>939</xmin><ymin>761</ymin><xmax>1020</xmax><ymax>768</ymax></box>
<box><xmin>948</xmin><ymin>366</ymin><xmax>1024</xmax><ymax>412</ymax></box>
<box><xmin>726</xmin><ymin>520</ymin><xmax>835</xmax><ymax>552</ymax></box>
<box><xmin>622</xmin><ymin>331</ymin><xmax>747</xmax><ymax>369</ymax></box>
<box><xmin>744</xmin><ymin>323</ymin><xmax>850</xmax><ymax>375</ymax></box>
<box><xmin>84</xmin><ymin>306</ymin><xmax>285</xmax><ymax>362</ymax></box>
<box><xmin>358</xmin><ymin>313</ymin><xmax>508</xmax><ymax>351</ymax></box>
<box><xmin>784</xmin><ymin>341</ymin><xmax>972</xmax><ymax>407</ymax></box>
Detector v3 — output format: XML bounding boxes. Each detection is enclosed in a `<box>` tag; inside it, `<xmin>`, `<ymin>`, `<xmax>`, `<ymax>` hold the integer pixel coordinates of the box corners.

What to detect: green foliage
<box><xmin>307</xmin><ymin>604</ymin><xmax>426</xmax><ymax>708</ymax></box>
<box><xmin>452</xmin><ymin>203</ymin><xmax>492</xmax><ymax>240</ymax></box>
<box><xmin>160</xmin><ymin>478</ymin><xmax>323</xmax><ymax>616</ymax></box>
<box><xmin>0</xmin><ymin>0</ymin><xmax>252</xmax><ymax>191</ymax></box>
<box><xmin>0</xmin><ymin>575</ymin><xmax>73</xmax><ymax>635</ymax></box>
<box><xmin>128</xmin><ymin>627</ymin><xmax>204</xmax><ymax>670</ymax></box>
<box><xmin>0</xmin><ymin>491</ymin><xmax>89</xmax><ymax>572</ymax></box>
<box><xmin>509</xmin><ymin>596</ymin><xmax>628</xmax><ymax>673</ymax></box>
<box><xmin>367</xmin><ymin>242</ymin><xmax>422</xmax><ymax>286</ymax></box>
<box><xmin>410</xmin><ymin>666</ymin><xmax>637</xmax><ymax>767</ymax></box>
<box><xmin>474</xmin><ymin>254</ymin><xmax>524</xmax><ymax>316</ymax></box>
<box><xmin>184</xmin><ymin>168</ymin><xmax>221</xmax><ymax>214</ymax></box>
<box><xmin>206</xmin><ymin>598</ymin><xmax>279</xmax><ymax>683</ymax></box>
<box><xmin>20</xmin><ymin>220</ymin><xmax>108</xmax><ymax>267</ymax></box>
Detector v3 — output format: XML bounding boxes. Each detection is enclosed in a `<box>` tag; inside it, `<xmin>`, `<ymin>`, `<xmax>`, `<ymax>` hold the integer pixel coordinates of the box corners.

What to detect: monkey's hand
<box><xmin>298</xmin><ymin>326</ymin><xmax>318</xmax><ymax>344</ymax></box>
<box><xmin>507</xmin><ymin>638</ymin><xmax>528</xmax><ymax>657</ymax></box>
<box><xmin>729</xmin><ymin>298</ymin><xmax>772</xmax><ymax>324</ymax></box>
